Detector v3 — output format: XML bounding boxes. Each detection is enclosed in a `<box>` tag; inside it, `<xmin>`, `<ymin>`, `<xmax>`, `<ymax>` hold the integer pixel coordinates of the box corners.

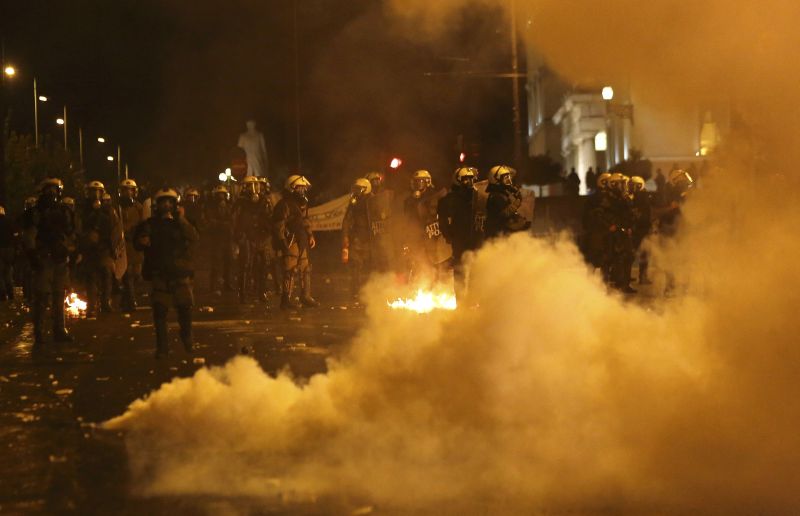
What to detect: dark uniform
<box><xmin>631</xmin><ymin>189</ymin><xmax>653</xmax><ymax>284</ymax></box>
<box><xmin>485</xmin><ymin>182</ymin><xmax>529</xmax><ymax>239</ymax></box>
<box><xmin>607</xmin><ymin>191</ymin><xmax>636</xmax><ymax>292</ymax></box>
<box><xmin>273</xmin><ymin>188</ymin><xmax>317</xmax><ymax>309</ymax></box>
<box><xmin>582</xmin><ymin>189</ymin><xmax>614</xmax><ymax>273</ymax></box>
<box><xmin>403</xmin><ymin>188</ymin><xmax>448</xmax><ymax>282</ymax></box>
<box><xmin>23</xmin><ymin>185</ymin><xmax>76</xmax><ymax>345</ymax></box>
<box><xmin>120</xmin><ymin>196</ymin><xmax>145</xmax><ymax>311</ymax></box>
<box><xmin>78</xmin><ymin>201</ymin><xmax>119</xmax><ymax>315</ymax></box>
<box><xmin>205</xmin><ymin>194</ymin><xmax>234</xmax><ymax>293</ymax></box>
<box><xmin>234</xmin><ymin>194</ymin><xmax>271</xmax><ymax>303</ymax></box>
<box><xmin>342</xmin><ymin>192</ymin><xmax>373</xmax><ymax>298</ymax></box>
<box><xmin>366</xmin><ymin>187</ymin><xmax>395</xmax><ymax>272</ymax></box>
<box><xmin>437</xmin><ymin>181</ymin><xmax>485</xmax><ymax>299</ymax></box>
<box><xmin>0</xmin><ymin>209</ymin><xmax>17</xmax><ymax>301</ymax></box>
<box><xmin>134</xmin><ymin>196</ymin><xmax>199</xmax><ymax>358</ymax></box>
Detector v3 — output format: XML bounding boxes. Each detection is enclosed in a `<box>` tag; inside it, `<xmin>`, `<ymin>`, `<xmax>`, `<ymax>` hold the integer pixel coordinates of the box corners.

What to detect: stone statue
<box><xmin>237</xmin><ymin>120</ymin><xmax>269</xmax><ymax>178</ymax></box>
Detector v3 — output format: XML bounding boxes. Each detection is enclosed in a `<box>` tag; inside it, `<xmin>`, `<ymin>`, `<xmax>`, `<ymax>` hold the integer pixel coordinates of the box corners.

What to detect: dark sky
<box><xmin>1</xmin><ymin>0</ymin><xmax>517</xmax><ymax>194</ymax></box>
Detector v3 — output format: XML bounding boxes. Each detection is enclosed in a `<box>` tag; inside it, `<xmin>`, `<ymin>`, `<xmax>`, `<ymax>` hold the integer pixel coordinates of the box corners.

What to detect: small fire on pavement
<box><xmin>387</xmin><ymin>289</ymin><xmax>457</xmax><ymax>314</ymax></box>
<box><xmin>64</xmin><ymin>292</ymin><xmax>87</xmax><ymax>318</ymax></box>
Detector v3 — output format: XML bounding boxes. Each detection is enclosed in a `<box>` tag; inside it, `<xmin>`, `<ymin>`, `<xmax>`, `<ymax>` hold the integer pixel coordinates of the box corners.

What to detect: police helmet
<box><xmin>668</xmin><ymin>169</ymin><xmax>694</xmax><ymax>188</ymax></box>
<box><xmin>489</xmin><ymin>165</ymin><xmax>515</xmax><ymax>184</ymax></box>
<box><xmin>285</xmin><ymin>174</ymin><xmax>312</xmax><ymax>191</ymax></box>
<box><xmin>0</xmin><ymin>206</ymin><xmax>5</xmax><ymax>216</ymax></box>
<box><xmin>154</xmin><ymin>188</ymin><xmax>179</xmax><ymax>202</ymax></box>
<box><xmin>86</xmin><ymin>180</ymin><xmax>105</xmax><ymax>191</ymax></box>
<box><xmin>62</xmin><ymin>197</ymin><xmax>76</xmax><ymax>208</ymax></box>
<box><xmin>25</xmin><ymin>196</ymin><xmax>37</xmax><ymax>209</ymax></box>
<box><xmin>365</xmin><ymin>171</ymin><xmax>383</xmax><ymax>183</ymax></box>
<box><xmin>609</xmin><ymin>172</ymin><xmax>629</xmax><ymax>193</ymax></box>
<box><xmin>120</xmin><ymin>178</ymin><xmax>138</xmax><ymax>189</ymax></box>
<box><xmin>39</xmin><ymin>177</ymin><xmax>64</xmax><ymax>192</ymax></box>
<box><xmin>352</xmin><ymin>177</ymin><xmax>372</xmax><ymax>196</ymax></box>
<box><xmin>629</xmin><ymin>176</ymin><xmax>645</xmax><ymax>193</ymax></box>
<box><xmin>597</xmin><ymin>172</ymin><xmax>612</xmax><ymax>190</ymax></box>
<box><xmin>454</xmin><ymin>167</ymin><xmax>478</xmax><ymax>184</ymax></box>
<box><xmin>212</xmin><ymin>185</ymin><xmax>229</xmax><ymax>196</ymax></box>
<box><xmin>184</xmin><ymin>187</ymin><xmax>200</xmax><ymax>198</ymax></box>
<box><xmin>410</xmin><ymin>170</ymin><xmax>433</xmax><ymax>191</ymax></box>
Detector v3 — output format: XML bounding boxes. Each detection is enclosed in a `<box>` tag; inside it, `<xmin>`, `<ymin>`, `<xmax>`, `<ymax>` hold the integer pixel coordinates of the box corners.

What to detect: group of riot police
<box><xmin>341</xmin><ymin>165</ymin><xmax>531</xmax><ymax>301</ymax></box>
<box><xmin>7</xmin><ymin>171</ymin><xmax>318</xmax><ymax>358</ymax></box>
<box><xmin>582</xmin><ymin>168</ymin><xmax>694</xmax><ymax>293</ymax></box>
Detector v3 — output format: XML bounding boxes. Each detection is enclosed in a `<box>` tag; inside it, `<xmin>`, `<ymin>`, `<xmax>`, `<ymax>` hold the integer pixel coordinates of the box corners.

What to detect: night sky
<box><xmin>2</xmin><ymin>0</ymin><xmax>517</xmax><ymax>195</ymax></box>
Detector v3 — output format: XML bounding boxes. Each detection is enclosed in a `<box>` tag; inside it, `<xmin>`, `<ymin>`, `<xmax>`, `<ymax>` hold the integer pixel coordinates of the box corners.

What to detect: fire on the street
<box><xmin>64</xmin><ymin>292</ymin><xmax>87</xmax><ymax>318</ymax></box>
<box><xmin>387</xmin><ymin>289</ymin><xmax>457</xmax><ymax>313</ymax></box>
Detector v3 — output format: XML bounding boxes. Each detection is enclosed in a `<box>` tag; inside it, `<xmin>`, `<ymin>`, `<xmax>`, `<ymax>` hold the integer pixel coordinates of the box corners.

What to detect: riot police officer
<box><xmin>342</xmin><ymin>178</ymin><xmax>373</xmax><ymax>300</ymax></box>
<box><xmin>79</xmin><ymin>181</ymin><xmax>119</xmax><ymax>316</ymax></box>
<box><xmin>437</xmin><ymin>167</ymin><xmax>485</xmax><ymax>300</ymax></box>
<box><xmin>273</xmin><ymin>174</ymin><xmax>318</xmax><ymax>309</ymax></box>
<box><xmin>234</xmin><ymin>176</ymin><xmax>270</xmax><ymax>303</ymax></box>
<box><xmin>19</xmin><ymin>196</ymin><xmax>38</xmax><ymax>304</ymax></box>
<box><xmin>119</xmin><ymin>179</ymin><xmax>145</xmax><ymax>311</ymax></box>
<box><xmin>582</xmin><ymin>172</ymin><xmax>614</xmax><ymax>274</ymax></box>
<box><xmin>402</xmin><ymin>170</ymin><xmax>448</xmax><ymax>283</ymax></box>
<box><xmin>255</xmin><ymin>177</ymin><xmax>278</xmax><ymax>300</ymax></box>
<box><xmin>656</xmin><ymin>169</ymin><xmax>694</xmax><ymax>295</ymax></box>
<box><xmin>23</xmin><ymin>178</ymin><xmax>76</xmax><ymax>346</ymax></box>
<box><xmin>629</xmin><ymin>176</ymin><xmax>652</xmax><ymax>285</ymax></box>
<box><xmin>365</xmin><ymin>171</ymin><xmax>394</xmax><ymax>272</ymax></box>
<box><xmin>182</xmin><ymin>187</ymin><xmax>203</xmax><ymax>230</ymax></box>
<box><xmin>0</xmin><ymin>205</ymin><xmax>16</xmax><ymax>301</ymax></box>
<box><xmin>485</xmin><ymin>165</ymin><xmax>530</xmax><ymax>239</ymax></box>
<box><xmin>608</xmin><ymin>172</ymin><xmax>636</xmax><ymax>293</ymax></box>
<box><xmin>205</xmin><ymin>184</ymin><xmax>234</xmax><ymax>295</ymax></box>
<box><xmin>133</xmin><ymin>188</ymin><xmax>199</xmax><ymax>359</ymax></box>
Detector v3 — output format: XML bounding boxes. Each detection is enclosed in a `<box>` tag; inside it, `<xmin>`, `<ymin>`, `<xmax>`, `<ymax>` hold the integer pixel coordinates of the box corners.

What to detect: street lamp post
<box><xmin>33</xmin><ymin>77</ymin><xmax>40</xmax><ymax>148</ymax></box>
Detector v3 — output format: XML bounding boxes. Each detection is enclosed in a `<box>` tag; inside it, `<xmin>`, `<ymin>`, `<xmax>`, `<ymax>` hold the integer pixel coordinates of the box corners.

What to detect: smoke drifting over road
<box><xmin>104</xmin><ymin>1</ymin><xmax>800</xmax><ymax>513</ymax></box>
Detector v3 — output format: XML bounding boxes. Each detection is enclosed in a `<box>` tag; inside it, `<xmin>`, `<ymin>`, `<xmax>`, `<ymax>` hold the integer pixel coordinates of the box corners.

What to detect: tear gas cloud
<box><xmin>105</xmin><ymin>0</ymin><xmax>800</xmax><ymax>513</ymax></box>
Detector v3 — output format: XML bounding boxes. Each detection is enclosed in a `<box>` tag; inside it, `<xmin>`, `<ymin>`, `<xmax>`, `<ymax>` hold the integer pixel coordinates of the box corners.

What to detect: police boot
<box><xmin>153</xmin><ymin>303</ymin><xmax>170</xmax><ymax>359</ymax></box>
<box><xmin>238</xmin><ymin>270</ymin><xmax>249</xmax><ymax>304</ymax></box>
<box><xmin>177</xmin><ymin>305</ymin><xmax>194</xmax><ymax>353</ymax></box>
<box><xmin>52</xmin><ymin>295</ymin><xmax>73</xmax><ymax>343</ymax></box>
<box><xmin>32</xmin><ymin>298</ymin><xmax>47</xmax><ymax>346</ymax></box>
<box><xmin>300</xmin><ymin>270</ymin><xmax>320</xmax><ymax>308</ymax></box>
<box><xmin>280</xmin><ymin>275</ymin><xmax>301</xmax><ymax>310</ymax></box>
<box><xmin>638</xmin><ymin>262</ymin><xmax>651</xmax><ymax>285</ymax></box>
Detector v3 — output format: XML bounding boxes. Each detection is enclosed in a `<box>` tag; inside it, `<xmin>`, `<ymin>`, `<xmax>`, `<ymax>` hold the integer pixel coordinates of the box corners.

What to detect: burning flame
<box><xmin>387</xmin><ymin>289</ymin><xmax>457</xmax><ymax>313</ymax></box>
<box><xmin>64</xmin><ymin>292</ymin><xmax>87</xmax><ymax>318</ymax></box>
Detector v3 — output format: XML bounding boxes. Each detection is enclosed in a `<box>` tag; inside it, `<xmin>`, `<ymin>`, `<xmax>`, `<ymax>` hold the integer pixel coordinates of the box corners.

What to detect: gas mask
<box><xmin>293</xmin><ymin>186</ymin><xmax>309</xmax><ymax>205</ymax></box>
<box><xmin>156</xmin><ymin>198</ymin><xmax>176</xmax><ymax>218</ymax></box>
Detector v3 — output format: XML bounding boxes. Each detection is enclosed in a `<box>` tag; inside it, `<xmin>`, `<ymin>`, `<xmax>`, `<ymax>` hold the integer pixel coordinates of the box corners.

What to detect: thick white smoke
<box><xmin>104</xmin><ymin>0</ymin><xmax>800</xmax><ymax>512</ymax></box>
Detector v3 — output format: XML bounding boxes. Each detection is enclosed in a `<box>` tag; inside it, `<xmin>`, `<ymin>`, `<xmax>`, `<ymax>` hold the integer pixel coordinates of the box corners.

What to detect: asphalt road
<box><xmin>0</xmin><ymin>270</ymin><xmax>367</xmax><ymax>515</ymax></box>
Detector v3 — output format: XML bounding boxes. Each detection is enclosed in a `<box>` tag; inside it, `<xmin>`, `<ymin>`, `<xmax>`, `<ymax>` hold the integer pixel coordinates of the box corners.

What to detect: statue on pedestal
<box><xmin>237</xmin><ymin>120</ymin><xmax>269</xmax><ymax>178</ymax></box>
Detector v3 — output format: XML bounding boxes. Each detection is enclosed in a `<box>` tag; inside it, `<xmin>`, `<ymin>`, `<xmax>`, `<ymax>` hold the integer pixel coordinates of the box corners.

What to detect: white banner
<box><xmin>307</xmin><ymin>194</ymin><xmax>351</xmax><ymax>232</ymax></box>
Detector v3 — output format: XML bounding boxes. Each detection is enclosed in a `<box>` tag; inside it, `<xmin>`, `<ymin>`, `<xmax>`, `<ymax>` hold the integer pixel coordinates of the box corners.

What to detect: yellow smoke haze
<box><xmin>103</xmin><ymin>1</ymin><xmax>800</xmax><ymax>513</ymax></box>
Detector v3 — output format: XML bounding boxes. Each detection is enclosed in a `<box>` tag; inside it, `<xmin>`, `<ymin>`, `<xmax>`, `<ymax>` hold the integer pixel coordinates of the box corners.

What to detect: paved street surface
<box><xmin>0</xmin><ymin>270</ymin><xmax>368</xmax><ymax>515</ymax></box>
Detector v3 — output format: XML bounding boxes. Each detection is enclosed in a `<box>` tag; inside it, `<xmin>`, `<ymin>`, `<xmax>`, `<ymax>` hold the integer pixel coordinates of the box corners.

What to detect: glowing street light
<box><xmin>218</xmin><ymin>172</ymin><xmax>227</xmax><ymax>182</ymax></box>
<box><xmin>56</xmin><ymin>117</ymin><xmax>65</xmax><ymax>125</ymax></box>
<box><xmin>225</xmin><ymin>167</ymin><xmax>232</xmax><ymax>176</ymax></box>
<box><xmin>107</xmin><ymin>155</ymin><xmax>115</xmax><ymax>161</ymax></box>
<box><xmin>390</xmin><ymin>157</ymin><xmax>402</xmax><ymax>169</ymax></box>
<box><xmin>601</xmin><ymin>86</ymin><xmax>614</xmax><ymax>101</ymax></box>
<box><xmin>3</xmin><ymin>66</ymin><xmax>15</xmax><ymax>77</ymax></box>
<box><xmin>38</xmin><ymin>95</ymin><xmax>48</xmax><ymax>102</ymax></box>
<box><xmin>97</xmin><ymin>137</ymin><xmax>106</xmax><ymax>143</ymax></box>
